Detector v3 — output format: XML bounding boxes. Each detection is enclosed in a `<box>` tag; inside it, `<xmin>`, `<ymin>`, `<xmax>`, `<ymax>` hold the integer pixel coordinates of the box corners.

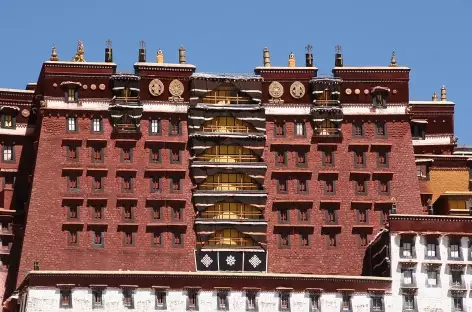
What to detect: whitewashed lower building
<box><xmin>13</xmin><ymin>271</ymin><xmax>393</xmax><ymax>312</ymax></box>
<box><xmin>389</xmin><ymin>214</ymin><xmax>472</xmax><ymax>312</ymax></box>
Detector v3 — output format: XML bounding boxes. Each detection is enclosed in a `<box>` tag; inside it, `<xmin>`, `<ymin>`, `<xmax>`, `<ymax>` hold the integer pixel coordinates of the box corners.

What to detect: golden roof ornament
<box><xmin>50</xmin><ymin>44</ymin><xmax>59</xmax><ymax>61</ymax></box>
<box><xmin>72</xmin><ymin>40</ymin><xmax>86</xmax><ymax>62</ymax></box>
<box><xmin>432</xmin><ymin>92</ymin><xmax>438</xmax><ymax>101</ymax></box>
<box><xmin>156</xmin><ymin>49</ymin><xmax>164</xmax><ymax>63</ymax></box>
<box><xmin>441</xmin><ymin>85</ymin><xmax>447</xmax><ymax>101</ymax></box>
<box><xmin>389</xmin><ymin>51</ymin><xmax>398</xmax><ymax>67</ymax></box>
<box><xmin>288</xmin><ymin>52</ymin><xmax>296</xmax><ymax>67</ymax></box>
<box><xmin>263</xmin><ymin>47</ymin><xmax>271</xmax><ymax>67</ymax></box>
<box><xmin>179</xmin><ymin>46</ymin><xmax>186</xmax><ymax>64</ymax></box>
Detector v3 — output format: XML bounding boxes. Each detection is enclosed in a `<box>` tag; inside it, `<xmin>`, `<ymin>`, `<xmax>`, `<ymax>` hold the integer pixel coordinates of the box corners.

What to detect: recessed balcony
<box><xmin>313</xmin><ymin>127</ymin><xmax>342</xmax><ymax>138</ymax></box>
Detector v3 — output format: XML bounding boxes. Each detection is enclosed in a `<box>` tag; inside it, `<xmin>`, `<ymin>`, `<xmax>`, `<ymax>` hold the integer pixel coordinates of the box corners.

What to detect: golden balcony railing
<box><xmin>113</xmin><ymin>96</ymin><xmax>139</xmax><ymax>103</ymax></box>
<box><xmin>198</xmin><ymin>182</ymin><xmax>260</xmax><ymax>191</ymax></box>
<box><xmin>194</xmin><ymin>154</ymin><xmax>259</xmax><ymax>163</ymax></box>
<box><xmin>201</xmin><ymin>210</ymin><xmax>264</xmax><ymax>219</ymax></box>
<box><xmin>201</xmin><ymin>203</ymin><xmax>264</xmax><ymax>220</ymax></box>
<box><xmin>202</xmin><ymin>95</ymin><xmax>252</xmax><ymax>105</ymax></box>
<box><xmin>201</xmin><ymin>125</ymin><xmax>253</xmax><ymax>133</ymax></box>
<box><xmin>314</xmin><ymin>99</ymin><xmax>340</xmax><ymax>106</ymax></box>
<box><xmin>313</xmin><ymin>128</ymin><xmax>342</xmax><ymax>137</ymax></box>
<box><xmin>206</xmin><ymin>237</ymin><xmax>256</xmax><ymax>247</ymax></box>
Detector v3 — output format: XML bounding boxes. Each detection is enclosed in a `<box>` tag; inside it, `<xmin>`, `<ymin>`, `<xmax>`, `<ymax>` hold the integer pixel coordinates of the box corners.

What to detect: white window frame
<box><xmin>403</xmin><ymin>270</ymin><xmax>412</xmax><ymax>285</ymax></box>
<box><xmin>452</xmin><ymin>271</ymin><xmax>463</xmax><ymax>287</ymax></box>
<box><xmin>151</xmin><ymin>120</ymin><xmax>160</xmax><ymax>134</ymax></box>
<box><xmin>451</xmin><ymin>243</ymin><xmax>460</xmax><ymax>258</ymax></box>
<box><xmin>3</xmin><ymin>145</ymin><xmax>12</xmax><ymax>161</ymax></box>
<box><xmin>426</xmin><ymin>243</ymin><xmax>436</xmax><ymax>258</ymax></box>
<box><xmin>371</xmin><ymin>297</ymin><xmax>383</xmax><ymax>311</ymax></box>
<box><xmin>67</xmin><ymin>117</ymin><xmax>76</xmax><ymax>132</ymax></box>
<box><xmin>402</xmin><ymin>241</ymin><xmax>412</xmax><ymax>258</ymax></box>
<box><xmin>427</xmin><ymin>270</ymin><xmax>437</xmax><ymax>286</ymax></box>
<box><xmin>92</xmin><ymin>118</ymin><xmax>101</xmax><ymax>132</ymax></box>
<box><xmin>295</xmin><ymin>122</ymin><xmax>304</xmax><ymax>136</ymax></box>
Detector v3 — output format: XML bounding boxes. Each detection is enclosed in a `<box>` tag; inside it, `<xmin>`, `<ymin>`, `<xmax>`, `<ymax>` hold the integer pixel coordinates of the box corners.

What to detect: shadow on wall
<box><xmin>361</xmin><ymin>229</ymin><xmax>390</xmax><ymax>277</ymax></box>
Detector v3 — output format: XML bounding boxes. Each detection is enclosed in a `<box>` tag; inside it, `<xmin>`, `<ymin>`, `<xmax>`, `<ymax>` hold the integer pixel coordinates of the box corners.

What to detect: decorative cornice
<box><xmin>21</xmin><ymin>271</ymin><xmax>391</xmax><ymax>285</ymax></box>
<box><xmin>43</xmin><ymin>61</ymin><xmax>116</xmax><ymax>69</ymax></box>
<box><xmin>390</xmin><ymin>214</ymin><xmax>472</xmax><ymax>223</ymax></box>
<box><xmin>134</xmin><ymin>62</ymin><xmax>196</xmax><ymax>72</ymax></box>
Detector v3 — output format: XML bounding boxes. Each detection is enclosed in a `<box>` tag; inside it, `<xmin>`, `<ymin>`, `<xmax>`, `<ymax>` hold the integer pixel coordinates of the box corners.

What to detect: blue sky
<box><xmin>1</xmin><ymin>0</ymin><xmax>471</xmax><ymax>142</ymax></box>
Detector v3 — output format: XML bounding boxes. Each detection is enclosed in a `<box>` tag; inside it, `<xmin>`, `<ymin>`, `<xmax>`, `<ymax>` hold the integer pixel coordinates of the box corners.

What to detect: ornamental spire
<box><xmin>432</xmin><ymin>91</ymin><xmax>438</xmax><ymax>101</ymax></box>
<box><xmin>263</xmin><ymin>47</ymin><xmax>271</xmax><ymax>67</ymax></box>
<box><xmin>72</xmin><ymin>40</ymin><xmax>86</xmax><ymax>62</ymax></box>
<box><xmin>440</xmin><ymin>85</ymin><xmax>447</xmax><ymax>101</ymax></box>
<box><xmin>179</xmin><ymin>46</ymin><xmax>186</xmax><ymax>64</ymax></box>
<box><xmin>50</xmin><ymin>44</ymin><xmax>59</xmax><ymax>61</ymax></box>
<box><xmin>288</xmin><ymin>52</ymin><xmax>296</xmax><ymax>67</ymax></box>
<box><xmin>389</xmin><ymin>51</ymin><xmax>398</xmax><ymax>67</ymax></box>
<box><xmin>156</xmin><ymin>49</ymin><xmax>164</xmax><ymax>63</ymax></box>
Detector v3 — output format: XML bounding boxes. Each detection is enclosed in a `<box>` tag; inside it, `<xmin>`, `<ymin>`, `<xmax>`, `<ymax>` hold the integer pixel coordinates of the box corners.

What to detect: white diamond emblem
<box><xmin>226</xmin><ymin>255</ymin><xmax>236</xmax><ymax>266</ymax></box>
<box><xmin>249</xmin><ymin>255</ymin><xmax>262</xmax><ymax>268</ymax></box>
<box><xmin>201</xmin><ymin>254</ymin><xmax>213</xmax><ymax>268</ymax></box>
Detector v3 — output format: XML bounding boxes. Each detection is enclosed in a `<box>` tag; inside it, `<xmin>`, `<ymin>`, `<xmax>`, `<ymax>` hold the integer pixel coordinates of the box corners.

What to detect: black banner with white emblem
<box><xmin>195</xmin><ymin>250</ymin><xmax>267</xmax><ymax>272</ymax></box>
<box><xmin>243</xmin><ymin>252</ymin><xmax>266</xmax><ymax>272</ymax></box>
<box><xmin>218</xmin><ymin>251</ymin><xmax>243</xmax><ymax>271</ymax></box>
<box><xmin>195</xmin><ymin>251</ymin><xmax>218</xmax><ymax>271</ymax></box>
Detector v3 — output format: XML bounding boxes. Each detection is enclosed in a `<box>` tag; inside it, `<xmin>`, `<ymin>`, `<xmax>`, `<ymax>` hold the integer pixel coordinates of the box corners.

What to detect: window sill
<box><xmin>274</xmin><ymin>223</ymin><xmax>314</xmax><ymax>229</ymax></box>
<box><xmin>321</xmin><ymin>224</ymin><xmax>342</xmax><ymax>229</ymax></box>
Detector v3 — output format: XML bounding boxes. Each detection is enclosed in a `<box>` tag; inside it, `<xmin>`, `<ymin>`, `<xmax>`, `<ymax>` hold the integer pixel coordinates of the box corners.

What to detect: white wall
<box><xmin>21</xmin><ymin>287</ymin><xmax>394</xmax><ymax>312</ymax></box>
<box><xmin>391</xmin><ymin>234</ymin><xmax>472</xmax><ymax>312</ymax></box>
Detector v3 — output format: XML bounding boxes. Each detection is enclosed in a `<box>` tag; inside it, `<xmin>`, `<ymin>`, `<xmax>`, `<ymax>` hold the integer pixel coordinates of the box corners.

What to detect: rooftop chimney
<box><xmin>335</xmin><ymin>45</ymin><xmax>343</xmax><ymax>67</ymax></box>
<box><xmin>50</xmin><ymin>44</ymin><xmax>59</xmax><ymax>61</ymax></box>
<box><xmin>138</xmin><ymin>40</ymin><xmax>146</xmax><ymax>62</ymax></box>
<box><xmin>179</xmin><ymin>46</ymin><xmax>186</xmax><ymax>64</ymax></box>
<box><xmin>263</xmin><ymin>47</ymin><xmax>271</xmax><ymax>67</ymax></box>
<box><xmin>156</xmin><ymin>49</ymin><xmax>164</xmax><ymax>63</ymax></box>
<box><xmin>440</xmin><ymin>85</ymin><xmax>447</xmax><ymax>101</ymax></box>
<box><xmin>288</xmin><ymin>52</ymin><xmax>296</xmax><ymax>67</ymax></box>
<box><xmin>305</xmin><ymin>44</ymin><xmax>313</xmax><ymax>67</ymax></box>
<box><xmin>105</xmin><ymin>39</ymin><xmax>113</xmax><ymax>63</ymax></box>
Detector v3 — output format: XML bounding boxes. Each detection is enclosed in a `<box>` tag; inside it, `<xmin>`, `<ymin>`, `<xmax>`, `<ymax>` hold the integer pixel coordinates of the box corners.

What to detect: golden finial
<box><xmin>50</xmin><ymin>44</ymin><xmax>59</xmax><ymax>61</ymax></box>
<box><xmin>179</xmin><ymin>46</ymin><xmax>186</xmax><ymax>64</ymax></box>
<box><xmin>432</xmin><ymin>92</ymin><xmax>438</xmax><ymax>101</ymax></box>
<box><xmin>263</xmin><ymin>47</ymin><xmax>271</xmax><ymax>67</ymax></box>
<box><xmin>288</xmin><ymin>52</ymin><xmax>296</xmax><ymax>67</ymax></box>
<box><xmin>440</xmin><ymin>85</ymin><xmax>447</xmax><ymax>101</ymax></box>
<box><xmin>156</xmin><ymin>49</ymin><xmax>164</xmax><ymax>63</ymax></box>
<box><xmin>72</xmin><ymin>40</ymin><xmax>86</xmax><ymax>62</ymax></box>
<box><xmin>389</xmin><ymin>51</ymin><xmax>398</xmax><ymax>67</ymax></box>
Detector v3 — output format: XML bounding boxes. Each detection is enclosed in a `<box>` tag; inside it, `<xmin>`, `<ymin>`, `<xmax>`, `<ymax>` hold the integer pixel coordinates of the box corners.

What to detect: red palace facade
<box><xmin>0</xmin><ymin>41</ymin><xmax>465</xmax><ymax>312</ymax></box>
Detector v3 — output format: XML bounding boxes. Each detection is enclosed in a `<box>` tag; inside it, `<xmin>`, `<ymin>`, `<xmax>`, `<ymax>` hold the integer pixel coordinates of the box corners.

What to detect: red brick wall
<box><xmin>265</xmin><ymin>116</ymin><xmax>422</xmax><ymax>275</ymax></box>
<box><xmin>18</xmin><ymin>113</ymin><xmax>195</xmax><ymax>285</ymax></box>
